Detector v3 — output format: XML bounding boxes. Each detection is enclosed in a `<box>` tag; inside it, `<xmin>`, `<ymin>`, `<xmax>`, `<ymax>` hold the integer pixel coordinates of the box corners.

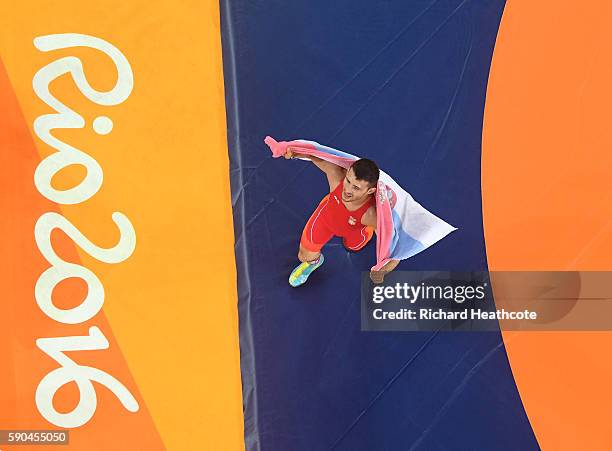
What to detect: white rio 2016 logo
<box><xmin>32</xmin><ymin>33</ymin><xmax>139</xmax><ymax>428</ymax></box>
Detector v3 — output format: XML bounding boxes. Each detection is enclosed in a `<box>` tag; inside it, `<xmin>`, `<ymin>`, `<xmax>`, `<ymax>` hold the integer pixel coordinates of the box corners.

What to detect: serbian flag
<box><xmin>264</xmin><ymin>136</ymin><xmax>456</xmax><ymax>270</ymax></box>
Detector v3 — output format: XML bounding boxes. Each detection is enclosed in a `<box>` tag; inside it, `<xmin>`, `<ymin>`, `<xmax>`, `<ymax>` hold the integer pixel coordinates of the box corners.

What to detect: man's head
<box><xmin>342</xmin><ymin>159</ymin><xmax>379</xmax><ymax>203</ymax></box>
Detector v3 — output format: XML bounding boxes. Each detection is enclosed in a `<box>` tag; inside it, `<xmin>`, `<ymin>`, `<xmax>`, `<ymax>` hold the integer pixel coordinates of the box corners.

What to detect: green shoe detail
<box><xmin>289</xmin><ymin>254</ymin><xmax>325</xmax><ymax>287</ymax></box>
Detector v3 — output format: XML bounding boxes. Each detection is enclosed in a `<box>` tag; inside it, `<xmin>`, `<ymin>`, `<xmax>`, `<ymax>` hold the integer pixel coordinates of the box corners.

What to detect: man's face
<box><xmin>342</xmin><ymin>167</ymin><xmax>376</xmax><ymax>203</ymax></box>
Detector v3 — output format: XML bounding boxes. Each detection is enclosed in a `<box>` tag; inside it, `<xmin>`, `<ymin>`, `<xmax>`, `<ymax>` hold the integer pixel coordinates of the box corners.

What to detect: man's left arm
<box><xmin>361</xmin><ymin>207</ymin><xmax>399</xmax><ymax>284</ymax></box>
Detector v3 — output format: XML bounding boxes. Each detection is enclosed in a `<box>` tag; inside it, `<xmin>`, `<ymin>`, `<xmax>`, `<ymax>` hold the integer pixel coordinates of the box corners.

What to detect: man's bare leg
<box><xmin>298</xmin><ymin>245</ymin><xmax>321</xmax><ymax>263</ymax></box>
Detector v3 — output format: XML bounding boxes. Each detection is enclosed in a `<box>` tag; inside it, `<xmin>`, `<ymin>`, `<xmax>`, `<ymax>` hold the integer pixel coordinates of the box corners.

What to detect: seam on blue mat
<box><xmin>408</xmin><ymin>339</ymin><xmax>504</xmax><ymax>451</ymax></box>
<box><xmin>329</xmin><ymin>0</ymin><xmax>471</xmax><ymax>141</ymax></box>
<box><xmin>417</xmin><ymin>12</ymin><xmax>474</xmax><ymax>180</ymax></box>
<box><xmin>221</xmin><ymin>1</ymin><xmax>261</xmax><ymax>450</ymax></box>
<box><xmin>330</xmin><ymin>330</ymin><xmax>441</xmax><ymax>449</ymax></box>
<box><xmin>294</xmin><ymin>0</ymin><xmax>442</xmax><ymax>134</ymax></box>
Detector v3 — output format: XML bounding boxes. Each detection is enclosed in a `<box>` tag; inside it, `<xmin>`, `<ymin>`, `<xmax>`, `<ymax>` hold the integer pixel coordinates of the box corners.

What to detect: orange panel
<box><xmin>0</xmin><ymin>56</ymin><xmax>164</xmax><ymax>450</ymax></box>
<box><xmin>483</xmin><ymin>1</ymin><xmax>612</xmax><ymax>449</ymax></box>
<box><xmin>0</xmin><ymin>1</ymin><xmax>244</xmax><ymax>449</ymax></box>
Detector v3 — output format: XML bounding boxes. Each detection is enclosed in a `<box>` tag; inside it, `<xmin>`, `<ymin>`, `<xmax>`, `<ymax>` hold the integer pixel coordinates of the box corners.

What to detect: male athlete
<box><xmin>285</xmin><ymin>146</ymin><xmax>399</xmax><ymax>286</ymax></box>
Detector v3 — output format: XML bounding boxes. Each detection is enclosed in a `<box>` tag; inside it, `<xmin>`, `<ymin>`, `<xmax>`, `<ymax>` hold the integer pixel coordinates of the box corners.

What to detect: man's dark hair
<box><xmin>350</xmin><ymin>158</ymin><xmax>380</xmax><ymax>187</ymax></box>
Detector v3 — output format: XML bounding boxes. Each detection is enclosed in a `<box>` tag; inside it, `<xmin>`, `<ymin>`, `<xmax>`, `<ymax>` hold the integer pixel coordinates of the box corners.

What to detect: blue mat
<box><xmin>220</xmin><ymin>0</ymin><xmax>539</xmax><ymax>449</ymax></box>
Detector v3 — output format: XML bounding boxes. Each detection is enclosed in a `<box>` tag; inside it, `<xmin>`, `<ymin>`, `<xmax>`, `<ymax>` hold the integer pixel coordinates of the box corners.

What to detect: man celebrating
<box><xmin>285</xmin><ymin>146</ymin><xmax>399</xmax><ymax>287</ymax></box>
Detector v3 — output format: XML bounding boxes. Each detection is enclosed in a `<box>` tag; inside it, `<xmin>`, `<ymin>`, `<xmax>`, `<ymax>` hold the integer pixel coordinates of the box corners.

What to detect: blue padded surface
<box><xmin>220</xmin><ymin>1</ymin><xmax>539</xmax><ymax>449</ymax></box>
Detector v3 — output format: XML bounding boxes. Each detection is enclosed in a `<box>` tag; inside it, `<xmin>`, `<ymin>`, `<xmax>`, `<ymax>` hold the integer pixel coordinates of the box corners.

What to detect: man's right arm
<box><xmin>285</xmin><ymin>146</ymin><xmax>345</xmax><ymax>191</ymax></box>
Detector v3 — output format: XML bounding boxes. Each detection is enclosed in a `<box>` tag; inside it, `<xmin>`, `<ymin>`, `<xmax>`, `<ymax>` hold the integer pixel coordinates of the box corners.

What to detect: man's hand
<box><xmin>370</xmin><ymin>270</ymin><xmax>386</xmax><ymax>284</ymax></box>
<box><xmin>370</xmin><ymin>260</ymin><xmax>400</xmax><ymax>284</ymax></box>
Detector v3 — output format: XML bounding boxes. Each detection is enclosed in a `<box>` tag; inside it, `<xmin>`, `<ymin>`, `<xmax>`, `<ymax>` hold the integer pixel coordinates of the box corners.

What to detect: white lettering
<box><xmin>34</xmin><ymin>212</ymin><xmax>135</xmax><ymax>324</ymax></box>
<box><xmin>33</xmin><ymin>33</ymin><xmax>133</xmax><ymax>204</ymax></box>
<box><xmin>32</xmin><ymin>33</ymin><xmax>138</xmax><ymax>428</ymax></box>
<box><xmin>35</xmin><ymin>327</ymin><xmax>139</xmax><ymax>428</ymax></box>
